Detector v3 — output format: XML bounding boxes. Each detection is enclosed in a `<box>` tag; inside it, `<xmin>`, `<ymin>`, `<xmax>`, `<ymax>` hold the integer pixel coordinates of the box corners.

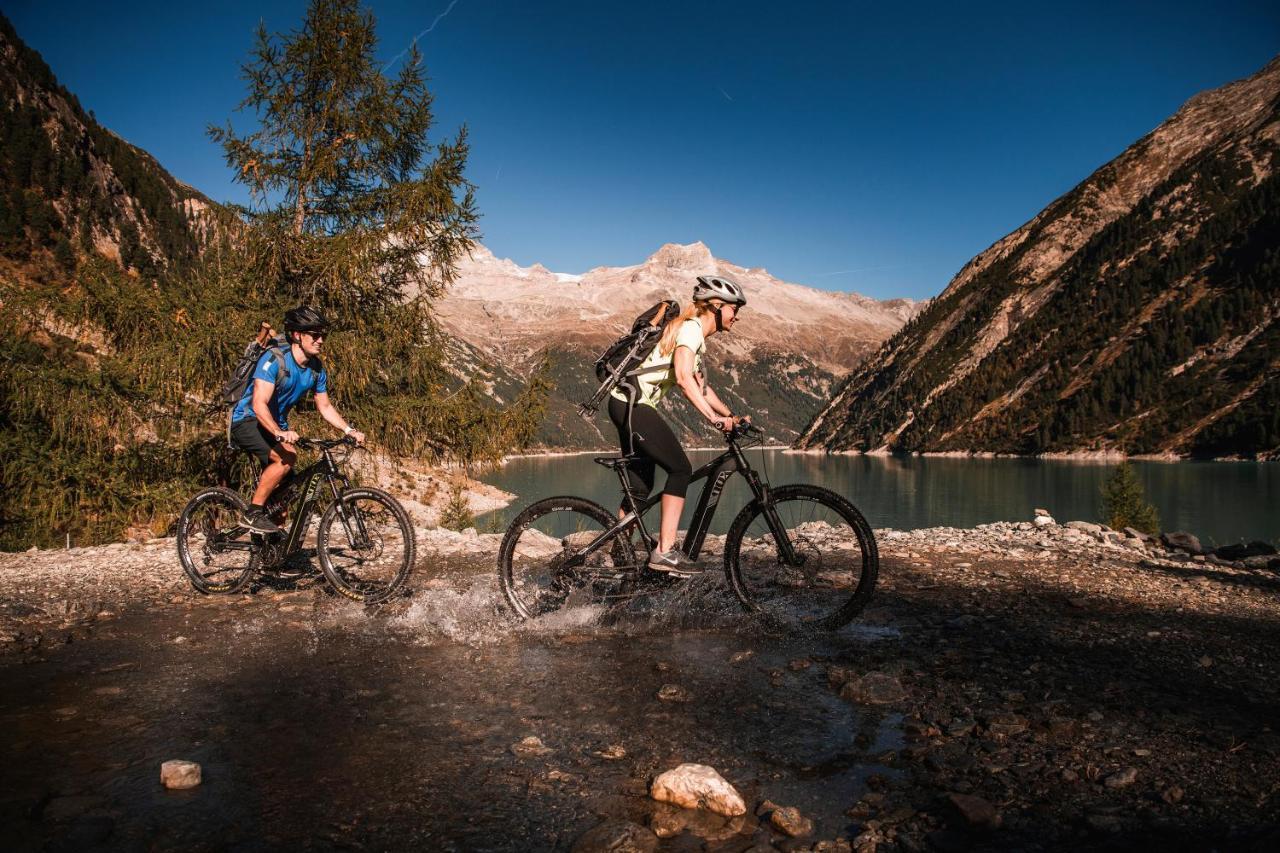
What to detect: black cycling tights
<box><xmin>607</xmin><ymin>396</ymin><xmax>693</xmax><ymax>508</ymax></box>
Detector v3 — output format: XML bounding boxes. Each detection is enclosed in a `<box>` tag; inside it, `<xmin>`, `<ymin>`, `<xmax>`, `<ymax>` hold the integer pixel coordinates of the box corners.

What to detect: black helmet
<box><xmin>284</xmin><ymin>306</ymin><xmax>328</xmax><ymax>333</ymax></box>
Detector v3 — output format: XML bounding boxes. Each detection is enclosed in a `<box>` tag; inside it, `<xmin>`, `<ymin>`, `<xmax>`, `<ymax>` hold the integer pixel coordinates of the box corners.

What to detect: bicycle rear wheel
<box><xmin>498</xmin><ymin>496</ymin><xmax>639</xmax><ymax>620</ymax></box>
<box><xmin>317</xmin><ymin>487</ymin><xmax>416</xmax><ymax>603</ymax></box>
<box><xmin>724</xmin><ymin>484</ymin><xmax>878</xmax><ymax>631</ymax></box>
<box><xmin>176</xmin><ymin>487</ymin><xmax>259</xmax><ymax>594</ymax></box>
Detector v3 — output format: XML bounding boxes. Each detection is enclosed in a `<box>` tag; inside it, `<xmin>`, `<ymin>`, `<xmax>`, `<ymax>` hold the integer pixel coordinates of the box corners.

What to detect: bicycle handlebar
<box><xmin>293</xmin><ymin>436</ymin><xmax>360</xmax><ymax>450</ymax></box>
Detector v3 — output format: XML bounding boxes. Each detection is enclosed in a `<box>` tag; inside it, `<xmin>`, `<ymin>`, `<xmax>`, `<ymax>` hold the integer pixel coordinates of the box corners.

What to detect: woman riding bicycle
<box><xmin>608</xmin><ymin>275</ymin><xmax>747</xmax><ymax>576</ymax></box>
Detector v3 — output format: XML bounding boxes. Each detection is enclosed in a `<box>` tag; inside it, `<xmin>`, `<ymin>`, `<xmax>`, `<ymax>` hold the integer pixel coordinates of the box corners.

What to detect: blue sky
<box><xmin>5</xmin><ymin>1</ymin><xmax>1278</xmax><ymax>299</ymax></box>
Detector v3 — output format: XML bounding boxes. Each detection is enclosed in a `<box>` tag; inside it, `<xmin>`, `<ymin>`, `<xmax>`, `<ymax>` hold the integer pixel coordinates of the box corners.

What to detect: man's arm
<box><xmin>251</xmin><ymin>378</ymin><xmax>296</xmax><ymax>443</ymax></box>
<box><xmin>314</xmin><ymin>392</ymin><xmax>365</xmax><ymax>444</ymax></box>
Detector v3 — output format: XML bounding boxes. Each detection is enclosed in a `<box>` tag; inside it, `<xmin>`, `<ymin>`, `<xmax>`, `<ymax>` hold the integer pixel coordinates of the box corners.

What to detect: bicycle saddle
<box><xmin>593</xmin><ymin>455</ymin><xmax>643</xmax><ymax>471</ymax></box>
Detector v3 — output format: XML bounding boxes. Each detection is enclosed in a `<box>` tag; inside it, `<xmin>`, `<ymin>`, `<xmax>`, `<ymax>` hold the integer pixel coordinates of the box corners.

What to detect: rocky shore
<box><xmin>2</xmin><ymin>518</ymin><xmax>1278</xmax><ymax>850</ymax></box>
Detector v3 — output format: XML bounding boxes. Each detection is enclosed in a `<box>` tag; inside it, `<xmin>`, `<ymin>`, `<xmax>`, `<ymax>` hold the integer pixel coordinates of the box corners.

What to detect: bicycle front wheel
<box><xmin>498</xmin><ymin>496</ymin><xmax>639</xmax><ymax>620</ymax></box>
<box><xmin>724</xmin><ymin>484</ymin><xmax>878</xmax><ymax>631</ymax></box>
<box><xmin>317</xmin><ymin>487</ymin><xmax>416</xmax><ymax>603</ymax></box>
<box><xmin>176</xmin><ymin>487</ymin><xmax>259</xmax><ymax>594</ymax></box>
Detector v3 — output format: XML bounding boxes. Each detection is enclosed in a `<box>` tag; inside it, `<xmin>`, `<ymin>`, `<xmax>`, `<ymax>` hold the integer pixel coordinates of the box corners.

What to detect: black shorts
<box><xmin>230</xmin><ymin>418</ymin><xmax>278</xmax><ymax>468</ymax></box>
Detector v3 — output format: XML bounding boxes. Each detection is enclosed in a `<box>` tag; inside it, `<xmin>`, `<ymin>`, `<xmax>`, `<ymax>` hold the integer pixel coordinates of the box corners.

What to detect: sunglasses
<box><xmin>303</xmin><ymin>330</ymin><xmax>327</xmax><ymax>340</ymax></box>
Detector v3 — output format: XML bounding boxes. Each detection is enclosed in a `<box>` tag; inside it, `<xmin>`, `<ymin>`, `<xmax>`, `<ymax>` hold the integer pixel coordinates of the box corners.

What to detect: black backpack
<box><xmin>577</xmin><ymin>300</ymin><xmax>679</xmax><ymax>418</ymax></box>
<box><xmin>210</xmin><ymin>323</ymin><xmax>293</xmax><ymax>446</ymax></box>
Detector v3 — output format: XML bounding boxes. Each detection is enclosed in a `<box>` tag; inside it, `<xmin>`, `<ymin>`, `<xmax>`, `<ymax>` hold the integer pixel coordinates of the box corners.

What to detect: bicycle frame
<box><xmin>258</xmin><ymin>444</ymin><xmax>356</xmax><ymax>558</ymax></box>
<box><xmin>570</xmin><ymin>432</ymin><xmax>800</xmax><ymax>571</ymax></box>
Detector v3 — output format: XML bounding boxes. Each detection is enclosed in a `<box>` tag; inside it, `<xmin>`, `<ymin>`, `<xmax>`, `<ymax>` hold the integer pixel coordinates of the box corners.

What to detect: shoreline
<box><xmin>511</xmin><ymin>446</ymin><xmax>1276</xmax><ymax>464</ymax></box>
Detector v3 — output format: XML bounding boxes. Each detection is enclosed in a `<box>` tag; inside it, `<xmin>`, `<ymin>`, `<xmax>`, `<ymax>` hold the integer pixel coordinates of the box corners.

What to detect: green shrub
<box><xmin>438</xmin><ymin>484</ymin><xmax>474</xmax><ymax>532</ymax></box>
<box><xmin>1100</xmin><ymin>462</ymin><xmax>1160</xmax><ymax>534</ymax></box>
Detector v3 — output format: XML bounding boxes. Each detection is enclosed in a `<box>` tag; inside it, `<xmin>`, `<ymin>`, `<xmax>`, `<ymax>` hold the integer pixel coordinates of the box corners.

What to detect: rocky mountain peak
<box><xmin>645</xmin><ymin>241</ymin><xmax>716</xmax><ymax>271</ymax></box>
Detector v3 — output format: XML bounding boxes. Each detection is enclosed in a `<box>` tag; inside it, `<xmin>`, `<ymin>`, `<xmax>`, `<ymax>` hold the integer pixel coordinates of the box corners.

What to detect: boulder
<box><xmin>651</xmin><ymin>763</ymin><xmax>746</xmax><ymax>817</ymax></box>
<box><xmin>160</xmin><ymin>759</ymin><xmax>201</xmax><ymax>790</ymax></box>
<box><xmin>1160</xmin><ymin>531</ymin><xmax>1203</xmax><ymax>555</ymax></box>
<box><xmin>1066</xmin><ymin>521</ymin><xmax>1103</xmax><ymax>536</ymax></box>
<box><xmin>1033</xmin><ymin>515</ymin><xmax>1056</xmax><ymax>528</ymax></box>
<box><xmin>1123</xmin><ymin>527</ymin><xmax>1152</xmax><ymax>542</ymax></box>
<box><xmin>1214</xmin><ymin>541</ymin><xmax>1277</xmax><ymax>560</ymax></box>
<box><xmin>769</xmin><ymin>805</ymin><xmax>813</xmax><ymax>837</ymax></box>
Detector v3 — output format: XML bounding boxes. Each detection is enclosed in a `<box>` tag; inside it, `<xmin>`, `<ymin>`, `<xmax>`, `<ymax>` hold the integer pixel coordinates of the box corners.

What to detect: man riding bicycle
<box><xmin>229</xmin><ymin>306</ymin><xmax>365</xmax><ymax>534</ymax></box>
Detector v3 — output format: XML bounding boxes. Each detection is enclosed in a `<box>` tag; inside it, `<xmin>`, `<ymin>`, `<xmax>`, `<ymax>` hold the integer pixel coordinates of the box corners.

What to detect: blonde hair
<box><xmin>657</xmin><ymin>300</ymin><xmax>722</xmax><ymax>357</ymax></box>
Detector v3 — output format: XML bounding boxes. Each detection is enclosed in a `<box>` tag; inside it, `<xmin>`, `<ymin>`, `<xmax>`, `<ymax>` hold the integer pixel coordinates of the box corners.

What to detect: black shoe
<box><xmin>240</xmin><ymin>506</ymin><xmax>281</xmax><ymax>535</ymax></box>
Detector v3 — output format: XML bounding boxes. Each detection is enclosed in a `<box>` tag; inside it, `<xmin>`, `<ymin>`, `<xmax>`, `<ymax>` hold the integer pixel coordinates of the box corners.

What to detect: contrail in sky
<box><xmin>383</xmin><ymin>0</ymin><xmax>461</xmax><ymax>73</ymax></box>
<box><xmin>717</xmin><ymin>87</ymin><xmax>734</xmax><ymax>102</ymax></box>
<box><xmin>816</xmin><ymin>264</ymin><xmax>903</xmax><ymax>277</ymax></box>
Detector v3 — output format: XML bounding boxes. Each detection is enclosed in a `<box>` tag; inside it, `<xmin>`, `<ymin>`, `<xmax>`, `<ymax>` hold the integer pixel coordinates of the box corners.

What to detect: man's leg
<box><xmin>251</xmin><ymin>443</ymin><xmax>296</xmax><ymax>506</ymax></box>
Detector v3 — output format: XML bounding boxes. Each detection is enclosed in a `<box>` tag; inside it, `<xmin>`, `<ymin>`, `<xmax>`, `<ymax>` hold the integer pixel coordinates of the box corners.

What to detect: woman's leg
<box><xmin>627</xmin><ymin>404</ymin><xmax>692</xmax><ymax>553</ymax></box>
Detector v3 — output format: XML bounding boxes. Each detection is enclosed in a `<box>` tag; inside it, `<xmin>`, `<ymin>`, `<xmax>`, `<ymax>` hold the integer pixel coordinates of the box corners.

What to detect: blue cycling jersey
<box><xmin>230</xmin><ymin>347</ymin><xmax>328</xmax><ymax>430</ymax></box>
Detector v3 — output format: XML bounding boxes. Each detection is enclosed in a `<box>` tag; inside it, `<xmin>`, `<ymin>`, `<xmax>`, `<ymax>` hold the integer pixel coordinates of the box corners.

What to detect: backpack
<box><xmin>210</xmin><ymin>323</ymin><xmax>292</xmax><ymax>444</ymax></box>
<box><xmin>577</xmin><ymin>300</ymin><xmax>679</xmax><ymax>419</ymax></box>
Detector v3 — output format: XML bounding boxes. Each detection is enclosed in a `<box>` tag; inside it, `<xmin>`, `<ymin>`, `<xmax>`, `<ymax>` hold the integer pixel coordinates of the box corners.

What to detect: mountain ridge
<box><xmin>432</xmin><ymin>240</ymin><xmax>921</xmax><ymax>449</ymax></box>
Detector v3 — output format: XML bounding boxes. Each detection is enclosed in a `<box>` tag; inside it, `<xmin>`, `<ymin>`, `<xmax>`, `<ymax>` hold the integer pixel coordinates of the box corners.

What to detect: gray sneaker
<box><xmin>647</xmin><ymin>548</ymin><xmax>702</xmax><ymax>577</ymax></box>
<box><xmin>240</xmin><ymin>506</ymin><xmax>281</xmax><ymax>535</ymax></box>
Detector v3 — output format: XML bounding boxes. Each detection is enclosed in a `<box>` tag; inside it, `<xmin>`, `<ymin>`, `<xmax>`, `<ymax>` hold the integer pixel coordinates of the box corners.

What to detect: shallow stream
<box><xmin>1</xmin><ymin>567</ymin><xmax>903</xmax><ymax>850</ymax></box>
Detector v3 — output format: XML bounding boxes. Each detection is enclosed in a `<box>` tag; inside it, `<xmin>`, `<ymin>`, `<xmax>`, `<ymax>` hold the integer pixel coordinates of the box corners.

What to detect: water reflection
<box><xmin>479</xmin><ymin>452</ymin><xmax>1279</xmax><ymax>545</ymax></box>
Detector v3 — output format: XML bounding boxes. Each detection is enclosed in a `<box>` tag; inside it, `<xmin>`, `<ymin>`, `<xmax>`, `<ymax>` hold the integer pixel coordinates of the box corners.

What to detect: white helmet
<box><xmin>693</xmin><ymin>275</ymin><xmax>746</xmax><ymax>306</ymax></box>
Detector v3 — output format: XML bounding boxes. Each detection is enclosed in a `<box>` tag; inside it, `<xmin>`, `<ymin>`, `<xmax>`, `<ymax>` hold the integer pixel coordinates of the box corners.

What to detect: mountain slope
<box><xmin>434</xmin><ymin>242</ymin><xmax>919</xmax><ymax>448</ymax></box>
<box><xmin>799</xmin><ymin>56</ymin><xmax>1280</xmax><ymax>459</ymax></box>
<box><xmin>0</xmin><ymin>13</ymin><xmax>214</xmax><ymax>275</ymax></box>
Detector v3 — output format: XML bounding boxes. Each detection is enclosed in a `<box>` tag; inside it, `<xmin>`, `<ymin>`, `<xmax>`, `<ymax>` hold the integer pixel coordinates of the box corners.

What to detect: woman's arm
<box><xmin>675</xmin><ymin>348</ymin><xmax>733</xmax><ymax>429</ymax></box>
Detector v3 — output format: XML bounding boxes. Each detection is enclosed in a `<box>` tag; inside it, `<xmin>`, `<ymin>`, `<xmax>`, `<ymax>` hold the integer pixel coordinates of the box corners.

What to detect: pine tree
<box><xmin>207</xmin><ymin>0</ymin><xmax>476</xmax><ymax>305</ymax></box>
<box><xmin>1100</xmin><ymin>462</ymin><xmax>1160</xmax><ymax>534</ymax></box>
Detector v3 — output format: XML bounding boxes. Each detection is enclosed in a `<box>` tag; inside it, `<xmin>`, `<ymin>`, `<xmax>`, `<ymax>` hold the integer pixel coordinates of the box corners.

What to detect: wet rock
<box><xmin>729</xmin><ymin>650</ymin><xmax>755</xmax><ymax>664</ymax></box>
<box><xmin>571</xmin><ymin>819</ymin><xmax>658</xmax><ymax>853</ymax></box>
<box><xmin>1161</xmin><ymin>785</ymin><xmax>1184</xmax><ymax>804</ymax></box>
<box><xmin>770</xmin><ymin>805</ymin><xmax>813</xmax><ymax>837</ymax></box>
<box><xmin>788</xmin><ymin>658</ymin><xmax>811</xmax><ymax>671</ymax></box>
<box><xmin>945</xmin><ymin>718</ymin><xmax>976</xmax><ymax>737</ymax></box>
<box><xmin>595</xmin><ymin>744</ymin><xmax>627</xmax><ymax>760</ymax></box>
<box><xmin>903</xmin><ymin>719</ymin><xmax>940</xmax><ymax>740</ymax></box>
<box><xmin>511</xmin><ymin>736</ymin><xmax>553</xmax><ymax>757</ymax></box>
<box><xmin>657</xmin><ymin>683</ymin><xmax>691</xmax><ymax>702</ymax></box>
<box><xmin>947</xmin><ymin>793</ymin><xmax>1001</xmax><ymax>830</ymax></box>
<box><xmin>651</xmin><ymin>763</ymin><xmax>746</xmax><ymax>817</ymax></box>
<box><xmin>651</xmin><ymin>804</ymin><xmax>749</xmax><ymax>841</ymax></box>
<box><xmin>984</xmin><ymin>714</ymin><xmax>1028</xmax><ymax>737</ymax></box>
<box><xmin>1103</xmin><ymin>767</ymin><xmax>1137</xmax><ymax>789</ymax></box>
<box><xmin>1160</xmin><ymin>531</ymin><xmax>1203</xmax><ymax>555</ymax></box>
<box><xmin>1214</xmin><ymin>541</ymin><xmax>1276</xmax><ymax>560</ymax></box>
<box><xmin>160</xmin><ymin>759</ymin><xmax>201</xmax><ymax>789</ymax></box>
<box><xmin>840</xmin><ymin>672</ymin><xmax>906</xmax><ymax>705</ymax></box>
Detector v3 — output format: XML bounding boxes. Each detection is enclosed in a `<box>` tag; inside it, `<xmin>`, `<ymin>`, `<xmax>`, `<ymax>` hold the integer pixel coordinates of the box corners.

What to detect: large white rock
<box><xmin>160</xmin><ymin>760</ymin><xmax>201</xmax><ymax>789</ymax></box>
<box><xmin>650</xmin><ymin>763</ymin><xmax>746</xmax><ymax>816</ymax></box>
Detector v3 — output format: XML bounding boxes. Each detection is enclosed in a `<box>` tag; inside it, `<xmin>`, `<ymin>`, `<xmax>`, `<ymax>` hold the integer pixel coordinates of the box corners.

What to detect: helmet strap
<box><xmin>714</xmin><ymin>305</ymin><xmax>726</xmax><ymax>333</ymax></box>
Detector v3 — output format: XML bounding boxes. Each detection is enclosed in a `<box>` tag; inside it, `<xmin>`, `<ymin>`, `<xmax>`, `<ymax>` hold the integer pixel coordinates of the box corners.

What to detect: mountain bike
<box><xmin>497</xmin><ymin>423</ymin><xmax>878</xmax><ymax>631</ymax></box>
<box><xmin>176</xmin><ymin>437</ymin><xmax>415</xmax><ymax>603</ymax></box>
